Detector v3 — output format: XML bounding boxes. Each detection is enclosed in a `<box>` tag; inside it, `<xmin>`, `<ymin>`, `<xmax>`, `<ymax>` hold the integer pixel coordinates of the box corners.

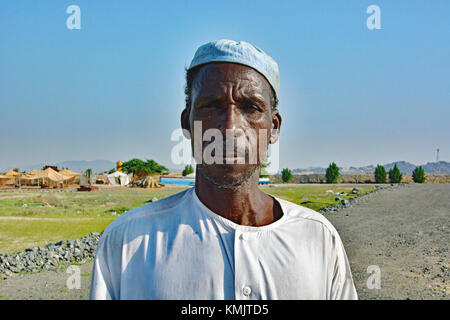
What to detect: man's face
<box><xmin>182</xmin><ymin>62</ymin><xmax>281</xmax><ymax>188</ymax></box>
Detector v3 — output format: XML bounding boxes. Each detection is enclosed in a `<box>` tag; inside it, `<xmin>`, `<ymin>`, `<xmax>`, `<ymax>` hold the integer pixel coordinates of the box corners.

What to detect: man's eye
<box><xmin>197</xmin><ymin>104</ymin><xmax>215</xmax><ymax>110</ymax></box>
<box><xmin>242</xmin><ymin>104</ymin><xmax>260</xmax><ymax>112</ymax></box>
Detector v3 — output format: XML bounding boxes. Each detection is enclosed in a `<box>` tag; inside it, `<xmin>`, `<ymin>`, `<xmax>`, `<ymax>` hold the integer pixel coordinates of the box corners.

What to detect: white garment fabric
<box><xmin>90</xmin><ymin>188</ymin><xmax>358</xmax><ymax>300</ymax></box>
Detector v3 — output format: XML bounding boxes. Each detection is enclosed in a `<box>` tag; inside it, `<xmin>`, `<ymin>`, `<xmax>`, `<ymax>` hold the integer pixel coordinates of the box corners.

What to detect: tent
<box><xmin>19</xmin><ymin>170</ymin><xmax>43</xmax><ymax>186</ymax></box>
<box><xmin>107</xmin><ymin>171</ymin><xmax>130</xmax><ymax>186</ymax></box>
<box><xmin>21</xmin><ymin>167</ymin><xmax>69</xmax><ymax>187</ymax></box>
<box><xmin>0</xmin><ymin>174</ymin><xmax>15</xmax><ymax>186</ymax></box>
<box><xmin>1</xmin><ymin>170</ymin><xmax>18</xmax><ymax>185</ymax></box>
<box><xmin>59</xmin><ymin>169</ymin><xmax>80</xmax><ymax>177</ymax></box>
<box><xmin>59</xmin><ymin>169</ymin><xmax>81</xmax><ymax>183</ymax></box>
<box><xmin>5</xmin><ymin>170</ymin><xmax>18</xmax><ymax>176</ymax></box>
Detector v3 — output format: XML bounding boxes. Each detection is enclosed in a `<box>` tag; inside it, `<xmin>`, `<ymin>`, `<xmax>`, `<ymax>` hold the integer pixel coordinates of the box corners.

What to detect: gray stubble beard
<box><xmin>196</xmin><ymin>163</ymin><xmax>260</xmax><ymax>190</ymax></box>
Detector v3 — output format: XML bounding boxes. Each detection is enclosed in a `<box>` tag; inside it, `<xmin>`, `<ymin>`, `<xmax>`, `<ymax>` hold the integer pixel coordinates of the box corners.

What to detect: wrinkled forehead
<box><xmin>192</xmin><ymin>63</ymin><xmax>272</xmax><ymax>97</ymax></box>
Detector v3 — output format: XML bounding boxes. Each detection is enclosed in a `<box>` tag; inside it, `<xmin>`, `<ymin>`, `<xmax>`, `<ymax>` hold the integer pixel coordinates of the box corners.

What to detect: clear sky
<box><xmin>1</xmin><ymin>0</ymin><xmax>449</xmax><ymax>171</ymax></box>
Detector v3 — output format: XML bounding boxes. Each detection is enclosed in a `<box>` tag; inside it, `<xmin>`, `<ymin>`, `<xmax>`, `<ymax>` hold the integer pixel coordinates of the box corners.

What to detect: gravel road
<box><xmin>0</xmin><ymin>183</ymin><xmax>448</xmax><ymax>300</ymax></box>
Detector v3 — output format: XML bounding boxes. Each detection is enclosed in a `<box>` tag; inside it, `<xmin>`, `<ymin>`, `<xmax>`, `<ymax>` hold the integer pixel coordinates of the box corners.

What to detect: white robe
<box><xmin>90</xmin><ymin>187</ymin><xmax>358</xmax><ymax>300</ymax></box>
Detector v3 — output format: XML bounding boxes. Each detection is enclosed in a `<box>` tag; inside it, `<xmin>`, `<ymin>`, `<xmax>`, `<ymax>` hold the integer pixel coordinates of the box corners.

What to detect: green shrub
<box><xmin>325</xmin><ymin>162</ymin><xmax>340</xmax><ymax>184</ymax></box>
<box><xmin>412</xmin><ymin>166</ymin><xmax>426</xmax><ymax>183</ymax></box>
<box><xmin>121</xmin><ymin>158</ymin><xmax>168</xmax><ymax>175</ymax></box>
<box><xmin>374</xmin><ymin>165</ymin><xmax>387</xmax><ymax>183</ymax></box>
<box><xmin>388</xmin><ymin>164</ymin><xmax>403</xmax><ymax>183</ymax></box>
<box><xmin>281</xmin><ymin>168</ymin><xmax>292</xmax><ymax>183</ymax></box>
<box><xmin>182</xmin><ymin>164</ymin><xmax>194</xmax><ymax>176</ymax></box>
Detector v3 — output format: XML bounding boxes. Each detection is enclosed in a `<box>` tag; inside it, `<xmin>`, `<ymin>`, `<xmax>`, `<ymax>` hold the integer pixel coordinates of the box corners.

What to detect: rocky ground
<box><xmin>324</xmin><ymin>183</ymin><xmax>449</xmax><ymax>299</ymax></box>
<box><xmin>0</xmin><ymin>183</ymin><xmax>448</xmax><ymax>300</ymax></box>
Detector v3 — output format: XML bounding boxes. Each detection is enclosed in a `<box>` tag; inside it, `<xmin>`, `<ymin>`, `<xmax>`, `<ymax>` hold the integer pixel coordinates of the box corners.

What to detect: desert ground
<box><xmin>0</xmin><ymin>183</ymin><xmax>448</xmax><ymax>300</ymax></box>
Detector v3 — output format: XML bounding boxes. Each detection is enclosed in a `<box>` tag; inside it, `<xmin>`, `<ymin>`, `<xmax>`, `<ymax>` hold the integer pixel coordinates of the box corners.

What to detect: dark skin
<box><xmin>181</xmin><ymin>63</ymin><xmax>283</xmax><ymax>227</ymax></box>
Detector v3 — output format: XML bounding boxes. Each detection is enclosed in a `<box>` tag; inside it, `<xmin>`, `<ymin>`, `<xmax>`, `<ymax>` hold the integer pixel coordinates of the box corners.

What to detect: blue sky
<box><xmin>1</xmin><ymin>0</ymin><xmax>449</xmax><ymax>171</ymax></box>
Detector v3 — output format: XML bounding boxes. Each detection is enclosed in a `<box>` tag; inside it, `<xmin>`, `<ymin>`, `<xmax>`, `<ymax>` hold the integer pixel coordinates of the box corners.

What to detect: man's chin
<box><xmin>197</xmin><ymin>164</ymin><xmax>259</xmax><ymax>189</ymax></box>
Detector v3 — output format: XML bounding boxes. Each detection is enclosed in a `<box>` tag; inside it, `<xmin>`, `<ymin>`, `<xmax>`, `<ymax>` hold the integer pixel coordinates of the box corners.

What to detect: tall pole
<box><xmin>436</xmin><ymin>148</ymin><xmax>440</xmax><ymax>162</ymax></box>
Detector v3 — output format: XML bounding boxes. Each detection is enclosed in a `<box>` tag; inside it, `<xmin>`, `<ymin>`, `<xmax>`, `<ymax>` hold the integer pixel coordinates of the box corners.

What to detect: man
<box><xmin>90</xmin><ymin>39</ymin><xmax>358</xmax><ymax>300</ymax></box>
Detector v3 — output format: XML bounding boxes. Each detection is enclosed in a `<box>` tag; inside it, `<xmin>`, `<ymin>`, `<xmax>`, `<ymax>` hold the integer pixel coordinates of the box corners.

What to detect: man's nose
<box><xmin>217</xmin><ymin>104</ymin><xmax>243</xmax><ymax>137</ymax></box>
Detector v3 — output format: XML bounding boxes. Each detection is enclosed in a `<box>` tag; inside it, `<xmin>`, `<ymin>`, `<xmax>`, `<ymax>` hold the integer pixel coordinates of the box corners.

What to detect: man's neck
<box><xmin>194</xmin><ymin>168</ymin><xmax>282</xmax><ymax>227</ymax></box>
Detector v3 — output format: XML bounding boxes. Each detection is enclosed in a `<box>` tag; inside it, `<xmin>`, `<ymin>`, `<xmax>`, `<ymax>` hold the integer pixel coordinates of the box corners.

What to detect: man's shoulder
<box><xmin>275</xmin><ymin>196</ymin><xmax>340</xmax><ymax>237</ymax></box>
<box><xmin>102</xmin><ymin>188</ymin><xmax>192</xmax><ymax>236</ymax></box>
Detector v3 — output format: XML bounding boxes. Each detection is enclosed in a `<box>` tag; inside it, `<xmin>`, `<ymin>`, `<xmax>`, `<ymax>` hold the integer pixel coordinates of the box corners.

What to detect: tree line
<box><xmin>281</xmin><ymin>163</ymin><xmax>426</xmax><ymax>184</ymax></box>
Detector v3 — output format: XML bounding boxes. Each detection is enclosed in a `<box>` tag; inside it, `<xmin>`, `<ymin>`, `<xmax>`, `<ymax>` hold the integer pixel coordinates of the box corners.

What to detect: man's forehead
<box><xmin>193</xmin><ymin>63</ymin><xmax>271</xmax><ymax>94</ymax></box>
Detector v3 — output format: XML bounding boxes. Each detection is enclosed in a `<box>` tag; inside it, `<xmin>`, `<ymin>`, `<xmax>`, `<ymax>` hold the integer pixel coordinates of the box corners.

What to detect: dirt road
<box><xmin>326</xmin><ymin>183</ymin><xmax>449</xmax><ymax>299</ymax></box>
<box><xmin>0</xmin><ymin>184</ymin><xmax>448</xmax><ymax>300</ymax></box>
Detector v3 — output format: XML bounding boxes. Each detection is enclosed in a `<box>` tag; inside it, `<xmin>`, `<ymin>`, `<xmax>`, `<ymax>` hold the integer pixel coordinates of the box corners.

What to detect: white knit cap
<box><xmin>188</xmin><ymin>39</ymin><xmax>280</xmax><ymax>97</ymax></box>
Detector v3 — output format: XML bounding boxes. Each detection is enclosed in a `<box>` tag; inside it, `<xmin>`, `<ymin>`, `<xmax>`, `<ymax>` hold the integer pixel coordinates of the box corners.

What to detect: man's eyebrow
<box><xmin>194</xmin><ymin>94</ymin><xmax>224</xmax><ymax>106</ymax></box>
<box><xmin>195</xmin><ymin>92</ymin><xmax>268</xmax><ymax>106</ymax></box>
<box><xmin>236</xmin><ymin>94</ymin><xmax>268</xmax><ymax>108</ymax></box>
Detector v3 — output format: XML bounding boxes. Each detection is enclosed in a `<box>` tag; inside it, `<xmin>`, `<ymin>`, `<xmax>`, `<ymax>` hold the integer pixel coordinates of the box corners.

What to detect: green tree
<box><xmin>281</xmin><ymin>168</ymin><xmax>292</xmax><ymax>183</ymax></box>
<box><xmin>325</xmin><ymin>162</ymin><xmax>340</xmax><ymax>184</ymax></box>
<box><xmin>182</xmin><ymin>164</ymin><xmax>194</xmax><ymax>176</ymax></box>
<box><xmin>374</xmin><ymin>164</ymin><xmax>387</xmax><ymax>183</ymax></box>
<box><xmin>85</xmin><ymin>168</ymin><xmax>92</xmax><ymax>178</ymax></box>
<box><xmin>388</xmin><ymin>164</ymin><xmax>403</xmax><ymax>183</ymax></box>
<box><xmin>412</xmin><ymin>166</ymin><xmax>426</xmax><ymax>183</ymax></box>
<box><xmin>121</xmin><ymin>158</ymin><xmax>168</xmax><ymax>177</ymax></box>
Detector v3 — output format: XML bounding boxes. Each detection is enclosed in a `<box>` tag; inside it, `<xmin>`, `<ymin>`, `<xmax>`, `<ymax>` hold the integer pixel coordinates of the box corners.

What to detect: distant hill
<box><xmin>4</xmin><ymin>160</ymin><xmax>449</xmax><ymax>175</ymax></box>
<box><xmin>422</xmin><ymin>161</ymin><xmax>450</xmax><ymax>175</ymax></box>
<box><xmin>292</xmin><ymin>161</ymin><xmax>450</xmax><ymax>175</ymax></box>
<box><xmin>55</xmin><ymin>160</ymin><xmax>116</xmax><ymax>173</ymax></box>
<box><xmin>382</xmin><ymin>161</ymin><xmax>418</xmax><ymax>174</ymax></box>
<box><xmin>3</xmin><ymin>160</ymin><xmax>116</xmax><ymax>174</ymax></box>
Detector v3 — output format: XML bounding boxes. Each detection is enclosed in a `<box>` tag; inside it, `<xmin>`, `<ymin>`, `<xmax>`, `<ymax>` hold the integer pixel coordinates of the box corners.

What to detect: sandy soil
<box><xmin>0</xmin><ymin>184</ymin><xmax>448</xmax><ymax>300</ymax></box>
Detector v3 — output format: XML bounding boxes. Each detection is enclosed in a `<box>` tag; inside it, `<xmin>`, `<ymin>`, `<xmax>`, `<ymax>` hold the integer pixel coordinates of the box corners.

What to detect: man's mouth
<box><xmin>222</xmin><ymin>156</ymin><xmax>246</xmax><ymax>164</ymax></box>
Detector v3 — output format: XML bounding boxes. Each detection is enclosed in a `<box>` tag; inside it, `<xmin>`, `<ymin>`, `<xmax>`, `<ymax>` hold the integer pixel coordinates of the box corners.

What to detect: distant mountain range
<box><xmin>292</xmin><ymin>161</ymin><xmax>450</xmax><ymax>175</ymax></box>
<box><xmin>3</xmin><ymin>160</ymin><xmax>116</xmax><ymax>174</ymax></box>
<box><xmin>4</xmin><ymin>160</ymin><xmax>450</xmax><ymax>175</ymax></box>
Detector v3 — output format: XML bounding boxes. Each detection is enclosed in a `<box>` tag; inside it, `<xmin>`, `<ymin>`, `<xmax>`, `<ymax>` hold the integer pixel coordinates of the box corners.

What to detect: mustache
<box><xmin>203</xmin><ymin>140</ymin><xmax>249</xmax><ymax>158</ymax></box>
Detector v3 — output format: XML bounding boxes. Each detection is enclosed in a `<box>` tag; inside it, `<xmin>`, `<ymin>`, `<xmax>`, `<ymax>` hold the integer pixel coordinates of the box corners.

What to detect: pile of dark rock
<box><xmin>319</xmin><ymin>184</ymin><xmax>406</xmax><ymax>213</ymax></box>
<box><xmin>0</xmin><ymin>232</ymin><xmax>102</xmax><ymax>277</ymax></box>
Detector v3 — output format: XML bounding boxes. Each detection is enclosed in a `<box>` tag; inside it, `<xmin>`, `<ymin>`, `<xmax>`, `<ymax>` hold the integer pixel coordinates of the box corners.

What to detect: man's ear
<box><xmin>181</xmin><ymin>107</ymin><xmax>191</xmax><ymax>139</ymax></box>
<box><xmin>269</xmin><ymin>109</ymin><xmax>282</xmax><ymax>144</ymax></box>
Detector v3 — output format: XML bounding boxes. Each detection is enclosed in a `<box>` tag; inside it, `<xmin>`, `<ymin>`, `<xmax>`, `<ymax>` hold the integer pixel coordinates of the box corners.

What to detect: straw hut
<box><xmin>1</xmin><ymin>170</ymin><xmax>19</xmax><ymax>185</ymax></box>
<box><xmin>59</xmin><ymin>169</ymin><xmax>81</xmax><ymax>184</ymax></box>
<box><xmin>21</xmin><ymin>167</ymin><xmax>69</xmax><ymax>188</ymax></box>
<box><xmin>142</xmin><ymin>175</ymin><xmax>163</xmax><ymax>188</ymax></box>
<box><xmin>5</xmin><ymin>170</ymin><xmax>18</xmax><ymax>177</ymax></box>
<box><xmin>20</xmin><ymin>169</ymin><xmax>43</xmax><ymax>186</ymax></box>
<box><xmin>0</xmin><ymin>174</ymin><xmax>15</xmax><ymax>186</ymax></box>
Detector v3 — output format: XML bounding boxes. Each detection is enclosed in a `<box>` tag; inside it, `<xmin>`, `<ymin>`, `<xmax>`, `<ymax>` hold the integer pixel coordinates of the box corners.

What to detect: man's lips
<box><xmin>222</xmin><ymin>156</ymin><xmax>245</xmax><ymax>163</ymax></box>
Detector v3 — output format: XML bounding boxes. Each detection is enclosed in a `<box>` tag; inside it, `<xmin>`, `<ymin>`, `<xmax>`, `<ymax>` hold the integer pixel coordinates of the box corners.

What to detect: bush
<box><xmin>388</xmin><ymin>164</ymin><xmax>403</xmax><ymax>183</ymax></box>
<box><xmin>325</xmin><ymin>162</ymin><xmax>340</xmax><ymax>184</ymax></box>
<box><xmin>121</xmin><ymin>158</ymin><xmax>168</xmax><ymax>176</ymax></box>
<box><xmin>182</xmin><ymin>164</ymin><xmax>194</xmax><ymax>176</ymax></box>
<box><xmin>412</xmin><ymin>166</ymin><xmax>426</xmax><ymax>183</ymax></box>
<box><xmin>281</xmin><ymin>168</ymin><xmax>292</xmax><ymax>183</ymax></box>
<box><xmin>374</xmin><ymin>165</ymin><xmax>387</xmax><ymax>183</ymax></box>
